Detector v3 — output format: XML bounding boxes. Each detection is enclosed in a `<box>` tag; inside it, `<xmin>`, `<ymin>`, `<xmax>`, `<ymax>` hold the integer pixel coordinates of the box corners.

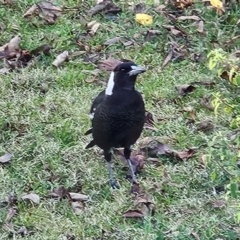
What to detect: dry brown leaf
<box><xmin>197</xmin><ymin>20</ymin><xmax>204</xmax><ymax>33</ymax></box>
<box><xmin>144</xmin><ymin>30</ymin><xmax>162</xmax><ymax>42</ymax></box>
<box><xmin>177</xmin><ymin>16</ymin><xmax>200</xmax><ymax>21</ymax></box>
<box><xmin>200</xmin><ymin>96</ymin><xmax>214</xmax><ymax>111</ymax></box>
<box><xmin>0</xmin><ymin>153</ymin><xmax>13</xmax><ymax>163</ymax></box>
<box><xmin>136</xmin><ymin>194</ymin><xmax>155</xmax><ymax>217</ymax></box>
<box><xmin>31</xmin><ymin>44</ymin><xmax>52</xmax><ymax>56</ymax></box>
<box><xmin>174</xmin><ymin>149</ymin><xmax>196</xmax><ymax>160</ymax></box>
<box><xmin>144</xmin><ymin>111</ymin><xmax>156</xmax><ymax>130</ymax></box>
<box><xmin>175</xmin><ymin>0</ymin><xmax>193</xmax><ymax>8</ymax></box>
<box><xmin>88</xmin><ymin>22</ymin><xmax>101</xmax><ymax>36</ymax></box>
<box><xmin>122</xmin><ymin>209</ymin><xmax>144</xmax><ymax>218</ymax></box>
<box><xmin>103</xmin><ymin>36</ymin><xmax>122</xmax><ymax>46</ymax></box>
<box><xmin>175</xmin><ymin>84</ymin><xmax>196</xmax><ymax>95</ymax></box>
<box><xmin>88</xmin><ymin>0</ymin><xmax>121</xmax><ymax>17</ymax></box>
<box><xmin>48</xmin><ymin>186</ymin><xmax>70</xmax><ymax>198</ymax></box>
<box><xmin>71</xmin><ymin>201</ymin><xmax>84</xmax><ymax>214</ymax></box>
<box><xmin>5</xmin><ymin>207</ymin><xmax>18</xmax><ymax>223</ymax></box>
<box><xmin>85</xmin><ymin>78</ymin><xmax>97</xmax><ymax>83</ymax></box>
<box><xmin>21</xmin><ymin>193</ymin><xmax>40</xmax><ymax>204</ymax></box>
<box><xmin>0</xmin><ymin>35</ymin><xmax>21</xmax><ymax>59</ymax></box>
<box><xmin>69</xmin><ymin>193</ymin><xmax>89</xmax><ymax>201</ymax></box>
<box><xmin>36</xmin><ymin>1</ymin><xmax>62</xmax><ymax>24</ymax></box>
<box><xmin>114</xmin><ymin>149</ymin><xmax>145</xmax><ymax>176</ymax></box>
<box><xmin>131</xmin><ymin>182</ymin><xmax>141</xmax><ymax>194</ymax></box>
<box><xmin>213</xmin><ymin>199</ymin><xmax>225</xmax><ymax>208</ymax></box>
<box><xmin>98</xmin><ymin>57</ymin><xmax>122</xmax><ymax>72</ymax></box>
<box><xmin>183</xmin><ymin>106</ymin><xmax>196</xmax><ymax>121</ymax></box>
<box><xmin>52</xmin><ymin>51</ymin><xmax>69</xmax><ymax>67</ymax></box>
<box><xmin>23</xmin><ymin>5</ymin><xmax>38</xmax><ymax>18</ymax></box>
<box><xmin>161</xmin><ymin>48</ymin><xmax>173</xmax><ymax>70</ymax></box>
<box><xmin>141</xmin><ymin>142</ymin><xmax>171</xmax><ymax>158</ymax></box>
<box><xmin>197</xmin><ymin>119</ymin><xmax>214</xmax><ymax>132</ymax></box>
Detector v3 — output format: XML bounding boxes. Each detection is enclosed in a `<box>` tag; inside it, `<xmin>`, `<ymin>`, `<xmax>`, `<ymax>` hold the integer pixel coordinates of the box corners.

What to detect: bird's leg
<box><xmin>104</xmin><ymin>150</ymin><xmax>119</xmax><ymax>189</ymax></box>
<box><xmin>124</xmin><ymin>147</ymin><xmax>137</xmax><ymax>183</ymax></box>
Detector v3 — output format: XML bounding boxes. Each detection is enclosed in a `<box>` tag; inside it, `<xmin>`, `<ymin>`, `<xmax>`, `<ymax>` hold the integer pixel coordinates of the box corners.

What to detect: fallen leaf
<box><xmin>197</xmin><ymin>20</ymin><xmax>204</xmax><ymax>33</ymax></box>
<box><xmin>21</xmin><ymin>193</ymin><xmax>40</xmax><ymax>204</ymax></box>
<box><xmin>85</xmin><ymin>78</ymin><xmax>97</xmax><ymax>83</ymax></box>
<box><xmin>174</xmin><ymin>149</ymin><xmax>196</xmax><ymax>160</ymax></box>
<box><xmin>36</xmin><ymin>1</ymin><xmax>63</xmax><ymax>24</ymax></box>
<box><xmin>122</xmin><ymin>209</ymin><xmax>144</xmax><ymax>218</ymax></box>
<box><xmin>5</xmin><ymin>207</ymin><xmax>18</xmax><ymax>222</ymax></box>
<box><xmin>210</xmin><ymin>0</ymin><xmax>224</xmax><ymax>11</ymax></box>
<box><xmin>23</xmin><ymin>5</ymin><xmax>38</xmax><ymax>18</ymax></box>
<box><xmin>48</xmin><ymin>186</ymin><xmax>70</xmax><ymax>198</ymax></box>
<box><xmin>31</xmin><ymin>44</ymin><xmax>52</xmax><ymax>56</ymax></box>
<box><xmin>161</xmin><ymin>48</ymin><xmax>173</xmax><ymax>70</ymax></box>
<box><xmin>0</xmin><ymin>35</ymin><xmax>21</xmax><ymax>59</ymax></box>
<box><xmin>88</xmin><ymin>22</ymin><xmax>101</xmax><ymax>36</ymax></box>
<box><xmin>175</xmin><ymin>0</ymin><xmax>193</xmax><ymax>8</ymax></box>
<box><xmin>121</xmin><ymin>38</ymin><xmax>134</xmax><ymax>47</ymax></box>
<box><xmin>144</xmin><ymin>30</ymin><xmax>162</xmax><ymax>42</ymax></box>
<box><xmin>162</xmin><ymin>25</ymin><xmax>186</xmax><ymax>36</ymax></box>
<box><xmin>131</xmin><ymin>182</ymin><xmax>141</xmax><ymax>194</ymax></box>
<box><xmin>134</xmin><ymin>3</ymin><xmax>146</xmax><ymax>13</ymax></box>
<box><xmin>71</xmin><ymin>201</ymin><xmax>84</xmax><ymax>214</ymax></box>
<box><xmin>213</xmin><ymin>200</ymin><xmax>225</xmax><ymax>208</ymax></box>
<box><xmin>88</xmin><ymin>0</ymin><xmax>121</xmax><ymax>17</ymax></box>
<box><xmin>197</xmin><ymin>119</ymin><xmax>214</xmax><ymax>132</ymax></box>
<box><xmin>69</xmin><ymin>193</ymin><xmax>89</xmax><ymax>201</ymax></box>
<box><xmin>98</xmin><ymin>57</ymin><xmax>122</xmax><ymax>72</ymax></box>
<box><xmin>199</xmin><ymin>154</ymin><xmax>208</xmax><ymax>167</ymax></box>
<box><xmin>183</xmin><ymin>106</ymin><xmax>196</xmax><ymax>121</ymax></box>
<box><xmin>141</xmin><ymin>142</ymin><xmax>171</xmax><ymax>158</ymax></box>
<box><xmin>52</xmin><ymin>51</ymin><xmax>69</xmax><ymax>67</ymax></box>
<box><xmin>144</xmin><ymin>111</ymin><xmax>156</xmax><ymax>130</ymax></box>
<box><xmin>114</xmin><ymin>149</ymin><xmax>145</xmax><ymax>175</ymax></box>
<box><xmin>200</xmin><ymin>96</ymin><xmax>214</xmax><ymax>111</ymax></box>
<box><xmin>103</xmin><ymin>36</ymin><xmax>122</xmax><ymax>46</ymax></box>
<box><xmin>177</xmin><ymin>16</ymin><xmax>200</xmax><ymax>21</ymax></box>
<box><xmin>135</xmin><ymin>13</ymin><xmax>153</xmax><ymax>25</ymax></box>
<box><xmin>136</xmin><ymin>194</ymin><xmax>155</xmax><ymax>216</ymax></box>
<box><xmin>0</xmin><ymin>153</ymin><xmax>13</xmax><ymax>163</ymax></box>
<box><xmin>175</xmin><ymin>84</ymin><xmax>196</xmax><ymax>95</ymax></box>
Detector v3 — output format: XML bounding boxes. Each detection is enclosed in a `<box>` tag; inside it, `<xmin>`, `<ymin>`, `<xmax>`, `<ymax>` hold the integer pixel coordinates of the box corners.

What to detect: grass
<box><xmin>1</xmin><ymin>0</ymin><xmax>240</xmax><ymax>239</ymax></box>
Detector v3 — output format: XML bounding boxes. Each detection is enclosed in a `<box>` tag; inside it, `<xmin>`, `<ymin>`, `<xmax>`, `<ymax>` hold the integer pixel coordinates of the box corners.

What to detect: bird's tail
<box><xmin>84</xmin><ymin>128</ymin><xmax>92</xmax><ymax>135</ymax></box>
<box><xmin>85</xmin><ymin>140</ymin><xmax>96</xmax><ymax>149</ymax></box>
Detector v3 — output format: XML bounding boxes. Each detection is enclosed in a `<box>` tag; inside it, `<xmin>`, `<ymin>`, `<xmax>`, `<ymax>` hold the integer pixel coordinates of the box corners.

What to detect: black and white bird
<box><xmin>85</xmin><ymin>62</ymin><xmax>146</xmax><ymax>189</ymax></box>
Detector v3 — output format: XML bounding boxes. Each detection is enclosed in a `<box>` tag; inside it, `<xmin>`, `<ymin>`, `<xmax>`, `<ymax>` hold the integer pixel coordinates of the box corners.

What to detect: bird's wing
<box><xmin>89</xmin><ymin>90</ymin><xmax>105</xmax><ymax>120</ymax></box>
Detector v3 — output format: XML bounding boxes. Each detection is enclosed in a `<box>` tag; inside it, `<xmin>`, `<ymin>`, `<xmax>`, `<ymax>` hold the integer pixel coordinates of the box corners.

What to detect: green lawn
<box><xmin>1</xmin><ymin>1</ymin><xmax>240</xmax><ymax>239</ymax></box>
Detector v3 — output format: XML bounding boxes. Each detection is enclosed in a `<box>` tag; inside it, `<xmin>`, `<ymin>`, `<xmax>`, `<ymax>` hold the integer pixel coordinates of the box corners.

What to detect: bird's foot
<box><xmin>110</xmin><ymin>179</ymin><xmax>120</xmax><ymax>189</ymax></box>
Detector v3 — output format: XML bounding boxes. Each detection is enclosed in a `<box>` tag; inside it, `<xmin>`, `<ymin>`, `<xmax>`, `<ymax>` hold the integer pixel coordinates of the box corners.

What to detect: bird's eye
<box><xmin>120</xmin><ymin>69</ymin><xmax>126</xmax><ymax>71</ymax></box>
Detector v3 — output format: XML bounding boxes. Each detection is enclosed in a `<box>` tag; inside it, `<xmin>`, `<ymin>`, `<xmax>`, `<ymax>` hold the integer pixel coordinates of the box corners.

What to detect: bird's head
<box><xmin>105</xmin><ymin>62</ymin><xmax>146</xmax><ymax>96</ymax></box>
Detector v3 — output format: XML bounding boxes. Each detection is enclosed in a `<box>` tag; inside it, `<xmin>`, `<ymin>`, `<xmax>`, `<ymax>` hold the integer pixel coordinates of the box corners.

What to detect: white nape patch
<box><xmin>89</xmin><ymin>113</ymin><xmax>94</xmax><ymax>119</ymax></box>
<box><xmin>105</xmin><ymin>71</ymin><xmax>115</xmax><ymax>96</ymax></box>
<box><xmin>89</xmin><ymin>108</ymin><xmax>96</xmax><ymax>120</ymax></box>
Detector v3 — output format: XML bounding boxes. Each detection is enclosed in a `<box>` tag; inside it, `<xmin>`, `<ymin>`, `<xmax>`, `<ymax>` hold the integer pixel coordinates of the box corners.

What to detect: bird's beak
<box><xmin>128</xmin><ymin>66</ymin><xmax>146</xmax><ymax>76</ymax></box>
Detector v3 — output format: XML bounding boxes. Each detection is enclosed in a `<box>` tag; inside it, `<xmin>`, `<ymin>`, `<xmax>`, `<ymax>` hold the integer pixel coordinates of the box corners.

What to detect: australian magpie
<box><xmin>85</xmin><ymin>62</ymin><xmax>146</xmax><ymax>189</ymax></box>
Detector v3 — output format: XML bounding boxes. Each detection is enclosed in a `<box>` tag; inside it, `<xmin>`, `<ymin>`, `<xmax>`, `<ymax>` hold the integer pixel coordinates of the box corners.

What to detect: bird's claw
<box><xmin>110</xmin><ymin>179</ymin><xmax>120</xmax><ymax>189</ymax></box>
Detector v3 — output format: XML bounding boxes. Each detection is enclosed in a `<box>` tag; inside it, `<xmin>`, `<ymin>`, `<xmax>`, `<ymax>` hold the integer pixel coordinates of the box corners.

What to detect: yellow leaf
<box><xmin>135</xmin><ymin>14</ymin><xmax>153</xmax><ymax>25</ymax></box>
<box><xmin>210</xmin><ymin>0</ymin><xmax>224</xmax><ymax>11</ymax></box>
